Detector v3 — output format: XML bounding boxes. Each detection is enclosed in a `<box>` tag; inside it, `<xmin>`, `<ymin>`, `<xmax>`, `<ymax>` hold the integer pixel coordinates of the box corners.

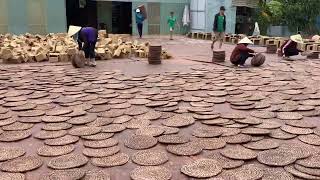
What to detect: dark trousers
<box><xmin>83</xmin><ymin>42</ymin><xmax>96</xmax><ymax>59</ymax></box>
<box><xmin>137</xmin><ymin>23</ymin><xmax>143</xmax><ymax>38</ymax></box>
<box><xmin>284</xmin><ymin>48</ymin><xmax>300</xmax><ymax>57</ymax></box>
<box><xmin>233</xmin><ymin>52</ymin><xmax>254</xmax><ymax>65</ymax></box>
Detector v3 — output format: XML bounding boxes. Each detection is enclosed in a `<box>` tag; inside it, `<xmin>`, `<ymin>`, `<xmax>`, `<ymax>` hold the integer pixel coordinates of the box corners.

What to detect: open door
<box><xmin>66</xmin><ymin>0</ymin><xmax>97</xmax><ymax>28</ymax></box>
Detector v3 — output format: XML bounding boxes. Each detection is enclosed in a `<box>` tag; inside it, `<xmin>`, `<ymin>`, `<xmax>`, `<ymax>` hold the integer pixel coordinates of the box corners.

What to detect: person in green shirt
<box><xmin>211</xmin><ymin>6</ymin><xmax>226</xmax><ymax>49</ymax></box>
<box><xmin>167</xmin><ymin>12</ymin><xmax>177</xmax><ymax>40</ymax></box>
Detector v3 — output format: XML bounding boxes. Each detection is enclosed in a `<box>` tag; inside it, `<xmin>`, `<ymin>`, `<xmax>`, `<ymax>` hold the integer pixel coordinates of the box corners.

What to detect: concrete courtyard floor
<box><xmin>0</xmin><ymin>36</ymin><xmax>319</xmax><ymax>179</ymax></box>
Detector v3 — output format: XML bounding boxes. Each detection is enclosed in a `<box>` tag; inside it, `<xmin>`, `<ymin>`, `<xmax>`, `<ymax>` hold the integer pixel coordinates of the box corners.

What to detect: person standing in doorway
<box><xmin>135</xmin><ymin>8</ymin><xmax>145</xmax><ymax>38</ymax></box>
<box><xmin>211</xmin><ymin>6</ymin><xmax>226</xmax><ymax>49</ymax></box>
<box><xmin>167</xmin><ymin>12</ymin><xmax>177</xmax><ymax>40</ymax></box>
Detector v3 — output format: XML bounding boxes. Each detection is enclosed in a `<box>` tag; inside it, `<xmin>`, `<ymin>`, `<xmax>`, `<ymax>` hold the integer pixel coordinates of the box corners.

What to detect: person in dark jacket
<box><xmin>230</xmin><ymin>37</ymin><xmax>255</xmax><ymax>67</ymax></box>
<box><xmin>280</xmin><ymin>34</ymin><xmax>304</xmax><ymax>59</ymax></box>
<box><xmin>135</xmin><ymin>8</ymin><xmax>145</xmax><ymax>38</ymax></box>
<box><xmin>211</xmin><ymin>6</ymin><xmax>226</xmax><ymax>49</ymax></box>
<box><xmin>77</xmin><ymin>27</ymin><xmax>98</xmax><ymax>67</ymax></box>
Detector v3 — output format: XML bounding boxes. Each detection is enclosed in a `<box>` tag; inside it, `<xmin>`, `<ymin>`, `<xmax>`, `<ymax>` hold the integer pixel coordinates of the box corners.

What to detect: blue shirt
<box><xmin>136</xmin><ymin>13</ymin><xmax>144</xmax><ymax>24</ymax></box>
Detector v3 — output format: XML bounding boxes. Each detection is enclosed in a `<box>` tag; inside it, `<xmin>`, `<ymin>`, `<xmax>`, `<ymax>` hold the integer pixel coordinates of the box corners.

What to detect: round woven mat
<box><xmin>284</xmin><ymin>165</ymin><xmax>320</xmax><ymax>180</ymax></box>
<box><xmin>223</xmin><ymin>134</ymin><xmax>252</xmax><ymax>144</ymax></box>
<box><xmin>0</xmin><ymin>118</ymin><xmax>16</xmax><ymax>126</ymax></box>
<box><xmin>206</xmin><ymin>152</ymin><xmax>244</xmax><ymax>169</ymax></box>
<box><xmin>125</xmin><ymin>106</ymin><xmax>149</xmax><ymax>116</ymax></box>
<box><xmin>86</xmin><ymin>117</ymin><xmax>114</xmax><ymax>127</ymax></box>
<box><xmin>294</xmin><ymin>164</ymin><xmax>320</xmax><ymax>177</ymax></box>
<box><xmin>124</xmin><ymin>135</ymin><xmax>157</xmax><ymax>150</ymax></box>
<box><xmin>46</xmin><ymin>108</ymin><xmax>73</xmax><ymax>116</ymax></box>
<box><xmin>241</xmin><ymin>128</ymin><xmax>271</xmax><ymax>135</ymax></box>
<box><xmin>81</xmin><ymin>132</ymin><xmax>114</xmax><ymax>141</ymax></box>
<box><xmin>269</xmin><ymin>129</ymin><xmax>297</xmax><ymax>139</ymax></box>
<box><xmin>112</xmin><ymin>115</ymin><xmax>132</xmax><ymax>124</ymax></box>
<box><xmin>262</xmin><ymin>167</ymin><xmax>294</xmax><ymax>180</ymax></box>
<box><xmin>0</xmin><ymin>156</ymin><xmax>42</xmax><ymax>172</ymax></box>
<box><xmin>277</xmin><ymin>112</ymin><xmax>303</xmax><ymax>120</ymax></box>
<box><xmin>91</xmin><ymin>153</ymin><xmax>129</xmax><ymax>168</ymax></box>
<box><xmin>257</xmin><ymin>149</ymin><xmax>297</xmax><ymax>166</ymax></box>
<box><xmin>83</xmin><ymin>146</ymin><xmax>120</xmax><ymax>158</ymax></box>
<box><xmin>47</xmin><ymin>153</ymin><xmax>88</xmax><ymax>170</ymax></box>
<box><xmin>132</xmin><ymin>149</ymin><xmax>169</xmax><ymax>166</ymax></box>
<box><xmin>296</xmin><ymin>153</ymin><xmax>320</xmax><ymax>168</ymax></box>
<box><xmin>2</xmin><ymin>122</ymin><xmax>34</xmax><ymax>131</ymax></box>
<box><xmin>181</xmin><ymin>159</ymin><xmax>222</xmax><ymax>178</ymax></box>
<box><xmin>68</xmin><ymin>126</ymin><xmax>101</xmax><ymax>136</ymax></box>
<box><xmin>298</xmin><ymin>134</ymin><xmax>320</xmax><ymax>146</ymax></box>
<box><xmin>101</xmin><ymin>124</ymin><xmax>126</xmax><ymax>133</ymax></box>
<box><xmin>250</xmin><ymin>111</ymin><xmax>276</xmax><ymax>119</ymax></box>
<box><xmin>234</xmin><ymin>117</ymin><xmax>262</xmax><ymax>125</ymax></box>
<box><xmin>42</xmin><ymin>123</ymin><xmax>72</xmax><ymax>131</ymax></box>
<box><xmin>280</xmin><ymin>125</ymin><xmax>313</xmax><ymax>135</ymax></box>
<box><xmin>44</xmin><ymin>135</ymin><xmax>79</xmax><ymax>146</ymax></box>
<box><xmin>162</xmin><ymin>114</ymin><xmax>195</xmax><ymax>127</ymax></box>
<box><xmin>37</xmin><ymin>145</ymin><xmax>74</xmax><ymax>157</ymax></box>
<box><xmin>42</xmin><ymin>116</ymin><xmax>71</xmax><ymax>123</ymax></box>
<box><xmin>83</xmin><ymin>170</ymin><xmax>111</xmax><ymax>180</ymax></box>
<box><xmin>194</xmin><ymin>138</ymin><xmax>226</xmax><ymax>150</ymax></box>
<box><xmin>192</xmin><ymin>127</ymin><xmax>223</xmax><ymax>138</ymax></box>
<box><xmin>158</xmin><ymin>134</ymin><xmax>189</xmax><ymax>144</ymax></box>
<box><xmin>285</xmin><ymin>120</ymin><xmax>317</xmax><ymax>128</ymax></box>
<box><xmin>130</xmin><ymin>166</ymin><xmax>172</xmax><ymax>180</ymax></box>
<box><xmin>135</xmin><ymin>126</ymin><xmax>165</xmax><ymax>137</ymax></box>
<box><xmin>0</xmin><ymin>146</ymin><xmax>25</xmax><ymax>161</ymax></box>
<box><xmin>166</xmin><ymin>142</ymin><xmax>202</xmax><ymax>156</ymax></box>
<box><xmin>99</xmin><ymin>109</ymin><xmax>125</xmax><ymax>118</ymax></box>
<box><xmin>83</xmin><ymin>138</ymin><xmax>118</xmax><ymax>148</ymax></box>
<box><xmin>229</xmin><ymin>164</ymin><xmax>264</xmax><ymax>180</ymax></box>
<box><xmin>220</xmin><ymin>145</ymin><xmax>257</xmax><ymax>160</ymax></box>
<box><xmin>0</xmin><ymin>172</ymin><xmax>25</xmax><ymax>180</ymax></box>
<box><xmin>255</xmin><ymin>120</ymin><xmax>282</xmax><ymax>129</ymax></box>
<box><xmin>45</xmin><ymin>169</ymin><xmax>85</xmax><ymax>180</ymax></box>
<box><xmin>0</xmin><ymin>130</ymin><xmax>32</xmax><ymax>142</ymax></box>
<box><xmin>34</xmin><ymin>130</ymin><xmax>67</xmax><ymax>140</ymax></box>
<box><xmin>243</xmin><ymin>139</ymin><xmax>280</xmax><ymax>150</ymax></box>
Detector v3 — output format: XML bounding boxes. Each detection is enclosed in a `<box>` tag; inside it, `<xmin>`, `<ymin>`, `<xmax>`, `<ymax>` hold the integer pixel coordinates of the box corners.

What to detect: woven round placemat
<box><xmin>280</xmin><ymin>125</ymin><xmax>313</xmax><ymax>135</ymax></box>
<box><xmin>277</xmin><ymin>112</ymin><xmax>303</xmax><ymax>120</ymax></box>
<box><xmin>46</xmin><ymin>108</ymin><xmax>73</xmax><ymax>116</ymax></box>
<box><xmin>269</xmin><ymin>129</ymin><xmax>297</xmax><ymax>139</ymax></box>
<box><xmin>220</xmin><ymin>128</ymin><xmax>241</xmax><ymax>137</ymax></box>
<box><xmin>130</xmin><ymin>166</ymin><xmax>171</xmax><ymax>180</ymax></box>
<box><xmin>296</xmin><ymin>153</ymin><xmax>320</xmax><ymax>168</ymax></box>
<box><xmin>162</xmin><ymin>114</ymin><xmax>195</xmax><ymax>127</ymax></box>
<box><xmin>81</xmin><ymin>132</ymin><xmax>114</xmax><ymax>141</ymax></box>
<box><xmin>0</xmin><ymin>146</ymin><xmax>25</xmax><ymax>161</ymax></box>
<box><xmin>125</xmin><ymin>135</ymin><xmax>157</xmax><ymax>150</ymax></box>
<box><xmin>194</xmin><ymin>138</ymin><xmax>226</xmax><ymax>150</ymax></box>
<box><xmin>42</xmin><ymin>123</ymin><xmax>72</xmax><ymax>131</ymax></box>
<box><xmin>83</xmin><ymin>146</ymin><xmax>120</xmax><ymax>158</ymax></box>
<box><xmin>234</xmin><ymin>117</ymin><xmax>262</xmax><ymax>125</ymax></box>
<box><xmin>193</xmin><ymin>114</ymin><xmax>220</xmax><ymax>120</ymax></box>
<box><xmin>0</xmin><ymin>156</ymin><xmax>43</xmax><ymax>172</ymax></box>
<box><xmin>250</xmin><ymin>111</ymin><xmax>276</xmax><ymax>119</ymax></box>
<box><xmin>34</xmin><ymin>130</ymin><xmax>67</xmax><ymax>140</ymax></box>
<box><xmin>243</xmin><ymin>139</ymin><xmax>279</xmax><ymax>150</ymax></box>
<box><xmin>241</xmin><ymin>128</ymin><xmax>271</xmax><ymax>135</ymax></box>
<box><xmin>278</xmin><ymin>143</ymin><xmax>313</xmax><ymax>160</ymax></box>
<box><xmin>68</xmin><ymin>126</ymin><xmax>101</xmax><ymax>136</ymax></box>
<box><xmin>86</xmin><ymin>117</ymin><xmax>114</xmax><ymax>127</ymax></box>
<box><xmin>166</xmin><ymin>142</ymin><xmax>202</xmax><ymax>156</ymax></box>
<box><xmin>87</xmin><ymin>105</ymin><xmax>111</xmax><ymax>113</ymax></box>
<box><xmin>132</xmin><ymin>149</ymin><xmax>169</xmax><ymax>166</ymax></box>
<box><xmin>91</xmin><ymin>153</ymin><xmax>129</xmax><ymax>168</ymax></box>
<box><xmin>0</xmin><ymin>172</ymin><xmax>25</xmax><ymax>180</ymax></box>
<box><xmin>206</xmin><ymin>152</ymin><xmax>244</xmax><ymax>169</ymax></box>
<box><xmin>47</xmin><ymin>153</ymin><xmax>88</xmax><ymax>170</ymax></box>
<box><xmin>99</xmin><ymin>109</ymin><xmax>125</xmax><ymax>118</ymax></box>
<box><xmin>2</xmin><ymin>122</ymin><xmax>34</xmax><ymax>131</ymax></box>
<box><xmin>229</xmin><ymin>164</ymin><xmax>264</xmax><ymax>180</ymax></box>
<box><xmin>42</xmin><ymin>116</ymin><xmax>71</xmax><ymax>123</ymax></box>
<box><xmin>0</xmin><ymin>117</ymin><xmax>16</xmax><ymax>126</ymax></box>
<box><xmin>37</xmin><ymin>145</ymin><xmax>74</xmax><ymax>157</ymax></box>
<box><xmin>135</xmin><ymin>126</ymin><xmax>165</xmax><ymax>137</ymax></box>
<box><xmin>0</xmin><ymin>130</ymin><xmax>32</xmax><ymax>142</ymax></box>
<box><xmin>125</xmin><ymin>106</ymin><xmax>149</xmax><ymax>116</ymax></box>
<box><xmin>11</xmin><ymin>103</ymin><xmax>37</xmax><ymax>111</ymax></box>
<box><xmin>294</xmin><ymin>164</ymin><xmax>320</xmax><ymax>177</ymax></box>
<box><xmin>158</xmin><ymin>134</ymin><xmax>189</xmax><ymax>144</ymax></box>
<box><xmin>223</xmin><ymin>134</ymin><xmax>252</xmax><ymax>144</ymax></box>
<box><xmin>284</xmin><ymin>165</ymin><xmax>320</xmax><ymax>180</ymax></box>
<box><xmin>220</xmin><ymin>145</ymin><xmax>257</xmax><ymax>160</ymax></box>
<box><xmin>101</xmin><ymin>124</ymin><xmax>126</xmax><ymax>133</ymax></box>
<box><xmin>192</xmin><ymin>126</ymin><xmax>223</xmax><ymax>138</ymax></box>
<box><xmin>220</xmin><ymin>113</ymin><xmax>246</xmax><ymax>119</ymax></box>
<box><xmin>44</xmin><ymin>135</ymin><xmax>79</xmax><ymax>146</ymax></box>
<box><xmin>136</xmin><ymin>110</ymin><xmax>162</xmax><ymax>121</ymax></box>
<box><xmin>255</xmin><ymin>120</ymin><xmax>282</xmax><ymax>129</ymax></box>
<box><xmin>285</xmin><ymin>120</ymin><xmax>317</xmax><ymax>128</ymax></box>
<box><xmin>181</xmin><ymin>159</ymin><xmax>222</xmax><ymax>178</ymax></box>
<box><xmin>83</xmin><ymin>138</ymin><xmax>118</xmax><ymax>148</ymax></box>
<box><xmin>45</xmin><ymin>168</ymin><xmax>85</xmax><ymax>180</ymax></box>
<box><xmin>112</xmin><ymin>115</ymin><xmax>132</xmax><ymax>124</ymax></box>
<box><xmin>262</xmin><ymin>167</ymin><xmax>294</xmax><ymax>180</ymax></box>
<box><xmin>84</xmin><ymin>170</ymin><xmax>111</xmax><ymax>180</ymax></box>
<box><xmin>298</xmin><ymin>134</ymin><xmax>320</xmax><ymax>146</ymax></box>
<box><xmin>201</xmin><ymin>118</ymin><xmax>231</xmax><ymax>125</ymax></box>
<box><xmin>128</xmin><ymin>98</ymin><xmax>151</xmax><ymax>105</ymax></box>
<box><xmin>257</xmin><ymin>149</ymin><xmax>297</xmax><ymax>166</ymax></box>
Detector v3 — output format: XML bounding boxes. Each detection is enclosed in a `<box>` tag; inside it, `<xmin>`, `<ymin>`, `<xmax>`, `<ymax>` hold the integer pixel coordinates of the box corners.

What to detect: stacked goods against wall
<box><xmin>0</xmin><ymin>31</ymin><xmax>172</xmax><ymax>64</ymax></box>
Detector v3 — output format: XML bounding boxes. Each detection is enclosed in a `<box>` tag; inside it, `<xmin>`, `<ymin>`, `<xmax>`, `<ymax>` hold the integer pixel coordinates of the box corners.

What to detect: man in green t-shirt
<box><xmin>167</xmin><ymin>12</ymin><xmax>177</xmax><ymax>40</ymax></box>
<box><xmin>211</xmin><ymin>6</ymin><xmax>226</xmax><ymax>49</ymax></box>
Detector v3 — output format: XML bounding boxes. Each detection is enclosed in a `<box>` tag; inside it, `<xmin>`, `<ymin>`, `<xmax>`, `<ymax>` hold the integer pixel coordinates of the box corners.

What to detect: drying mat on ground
<box><xmin>125</xmin><ymin>106</ymin><xmax>149</xmax><ymax>116</ymax></box>
<box><xmin>42</xmin><ymin>123</ymin><xmax>72</xmax><ymax>131</ymax></box>
<box><xmin>0</xmin><ymin>117</ymin><xmax>16</xmax><ymax>126</ymax></box>
<box><xmin>280</xmin><ymin>125</ymin><xmax>313</xmax><ymax>135</ymax></box>
<box><xmin>250</xmin><ymin>111</ymin><xmax>276</xmax><ymax>119</ymax></box>
<box><xmin>47</xmin><ymin>153</ymin><xmax>88</xmax><ymax>170</ymax></box>
<box><xmin>262</xmin><ymin>167</ymin><xmax>294</xmax><ymax>180</ymax></box>
<box><xmin>87</xmin><ymin>117</ymin><xmax>114</xmax><ymax>127</ymax></box>
<box><xmin>298</xmin><ymin>134</ymin><xmax>320</xmax><ymax>146</ymax></box>
<box><xmin>101</xmin><ymin>124</ymin><xmax>126</xmax><ymax>133</ymax></box>
<box><xmin>132</xmin><ymin>149</ymin><xmax>168</xmax><ymax>166</ymax></box>
<box><xmin>205</xmin><ymin>152</ymin><xmax>244</xmax><ymax>169</ymax></box>
<box><xmin>162</xmin><ymin>114</ymin><xmax>195</xmax><ymax>127</ymax></box>
<box><xmin>81</xmin><ymin>132</ymin><xmax>114</xmax><ymax>141</ymax></box>
<box><xmin>84</xmin><ymin>170</ymin><xmax>111</xmax><ymax>180</ymax></box>
<box><xmin>0</xmin><ymin>156</ymin><xmax>42</xmax><ymax>172</ymax></box>
<box><xmin>67</xmin><ymin>114</ymin><xmax>97</xmax><ymax>125</ymax></box>
<box><xmin>124</xmin><ymin>135</ymin><xmax>157</xmax><ymax>150</ymax></box>
<box><xmin>233</xmin><ymin>117</ymin><xmax>262</xmax><ymax>125</ymax></box>
<box><xmin>194</xmin><ymin>138</ymin><xmax>226</xmax><ymax>150</ymax></box>
<box><xmin>37</xmin><ymin>145</ymin><xmax>74</xmax><ymax>157</ymax></box>
<box><xmin>46</xmin><ymin>108</ymin><xmax>73</xmax><ymax>116</ymax></box>
<box><xmin>135</xmin><ymin>126</ymin><xmax>165</xmax><ymax>137</ymax></box>
<box><xmin>220</xmin><ymin>128</ymin><xmax>241</xmax><ymax>137</ymax></box>
<box><xmin>166</xmin><ymin>142</ymin><xmax>202</xmax><ymax>156</ymax></box>
<box><xmin>223</xmin><ymin>134</ymin><xmax>252</xmax><ymax>144</ymax></box>
<box><xmin>277</xmin><ymin>112</ymin><xmax>303</xmax><ymax>120</ymax></box>
<box><xmin>91</xmin><ymin>153</ymin><xmax>129</xmax><ymax>167</ymax></box>
<box><xmin>192</xmin><ymin>127</ymin><xmax>223</xmax><ymax>138</ymax></box>
<box><xmin>243</xmin><ymin>139</ymin><xmax>280</xmax><ymax>150</ymax></box>
<box><xmin>278</xmin><ymin>143</ymin><xmax>313</xmax><ymax>159</ymax></box>
<box><xmin>2</xmin><ymin>122</ymin><xmax>34</xmax><ymax>131</ymax></box>
<box><xmin>285</xmin><ymin>120</ymin><xmax>317</xmax><ymax>128</ymax></box>
<box><xmin>269</xmin><ymin>129</ymin><xmax>297</xmax><ymax>139</ymax></box>
<box><xmin>0</xmin><ymin>172</ymin><xmax>24</xmax><ymax>180</ymax></box>
<box><xmin>220</xmin><ymin>164</ymin><xmax>264</xmax><ymax>180</ymax></box>
<box><xmin>82</xmin><ymin>145</ymin><xmax>120</xmax><ymax>157</ymax></box>
<box><xmin>130</xmin><ymin>166</ymin><xmax>172</xmax><ymax>180</ymax></box>
<box><xmin>44</xmin><ymin>135</ymin><xmax>79</xmax><ymax>146</ymax></box>
<box><xmin>112</xmin><ymin>115</ymin><xmax>132</xmax><ymax>124</ymax></box>
<box><xmin>0</xmin><ymin>146</ymin><xmax>25</xmax><ymax>161</ymax></box>
<box><xmin>296</xmin><ymin>153</ymin><xmax>320</xmax><ymax>168</ymax></box>
<box><xmin>43</xmin><ymin>169</ymin><xmax>85</xmax><ymax>180</ymax></box>
<box><xmin>241</xmin><ymin>128</ymin><xmax>271</xmax><ymax>135</ymax></box>
<box><xmin>135</xmin><ymin>110</ymin><xmax>162</xmax><ymax>121</ymax></box>
<box><xmin>294</xmin><ymin>164</ymin><xmax>320</xmax><ymax>177</ymax></box>
<box><xmin>68</xmin><ymin>127</ymin><xmax>101</xmax><ymax>136</ymax></box>
<box><xmin>83</xmin><ymin>138</ymin><xmax>118</xmax><ymax>148</ymax></box>
<box><xmin>18</xmin><ymin>110</ymin><xmax>45</xmax><ymax>117</ymax></box>
<box><xmin>254</xmin><ymin>120</ymin><xmax>281</xmax><ymax>129</ymax></box>
<box><xmin>34</xmin><ymin>130</ymin><xmax>67</xmax><ymax>140</ymax></box>
<box><xmin>257</xmin><ymin>149</ymin><xmax>297</xmax><ymax>166</ymax></box>
<box><xmin>0</xmin><ymin>130</ymin><xmax>32</xmax><ymax>142</ymax></box>
<box><xmin>41</xmin><ymin>116</ymin><xmax>71</xmax><ymax>123</ymax></box>
<box><xmin>284</xmin><ymin>165</ymin><xmax>320</xmax><ymax>180</ymax></box>
<box><xmin>125</xmin><ymin>118</ymin><xmax>151</xmax><ymax>129</ymax></box>
<box><xmin>220</xmin><ymin>145</ymin><xmax>257</xmax><ymax>160</ymax></box>
<box><xmin>158</xmin><ymin>134</ymin><xmax>190</xmax><ymax>144</ymax></box>
<box><xmin>181</xmin><ymin>159</ymin><xmax>222</xmax><ymax>178</ymax></box>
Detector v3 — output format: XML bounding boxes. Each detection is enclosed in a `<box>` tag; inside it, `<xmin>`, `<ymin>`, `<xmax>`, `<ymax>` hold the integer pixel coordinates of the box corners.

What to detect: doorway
<box><xmin>66</xmin><ymin>0</ymin><xmax>97</xmax><ymax>28</ymax></box>
<box><xmin>235</xmin><ymin>6</ymin><xmax>254</xmax><ymax>35</ymax></box>
<box><xmin>111</xmin><ymin>2</ymin><xmax>132</xmax><ymax>34</ymax></box>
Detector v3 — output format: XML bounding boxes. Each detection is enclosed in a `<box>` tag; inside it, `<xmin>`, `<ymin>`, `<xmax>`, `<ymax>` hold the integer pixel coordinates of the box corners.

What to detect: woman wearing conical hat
<box><xmin>230</xmin><ymin>37</ymin><xmax>256</xmax><ymax>68</ymax></box>
<box><xmin>280</xmin><ymin>34</ymin><xmax>304</xmax><ymax>60</ymax></box>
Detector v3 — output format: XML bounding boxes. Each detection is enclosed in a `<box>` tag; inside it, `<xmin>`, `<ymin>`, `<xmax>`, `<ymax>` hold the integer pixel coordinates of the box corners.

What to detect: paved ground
<box><xmin>0</xmin><ymin>36</ymin><xmax>319</xmax><ymax>180</ymax></box>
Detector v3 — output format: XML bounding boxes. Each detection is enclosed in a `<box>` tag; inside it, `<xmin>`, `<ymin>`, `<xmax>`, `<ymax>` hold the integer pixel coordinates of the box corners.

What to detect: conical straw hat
<box><xmin>68</xmin><ymin>26</ymin><xmax>82</xmax><ymax>37</ymax></box>
<box><xmin>290</xmin><ymin>34</ymin><xmax>303</xmax><ymax>43</ymax></box>
<box><xmin>238</xmin><ymin>37</ymin><xmax>253</xmax><ymax>44</ymax></box>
